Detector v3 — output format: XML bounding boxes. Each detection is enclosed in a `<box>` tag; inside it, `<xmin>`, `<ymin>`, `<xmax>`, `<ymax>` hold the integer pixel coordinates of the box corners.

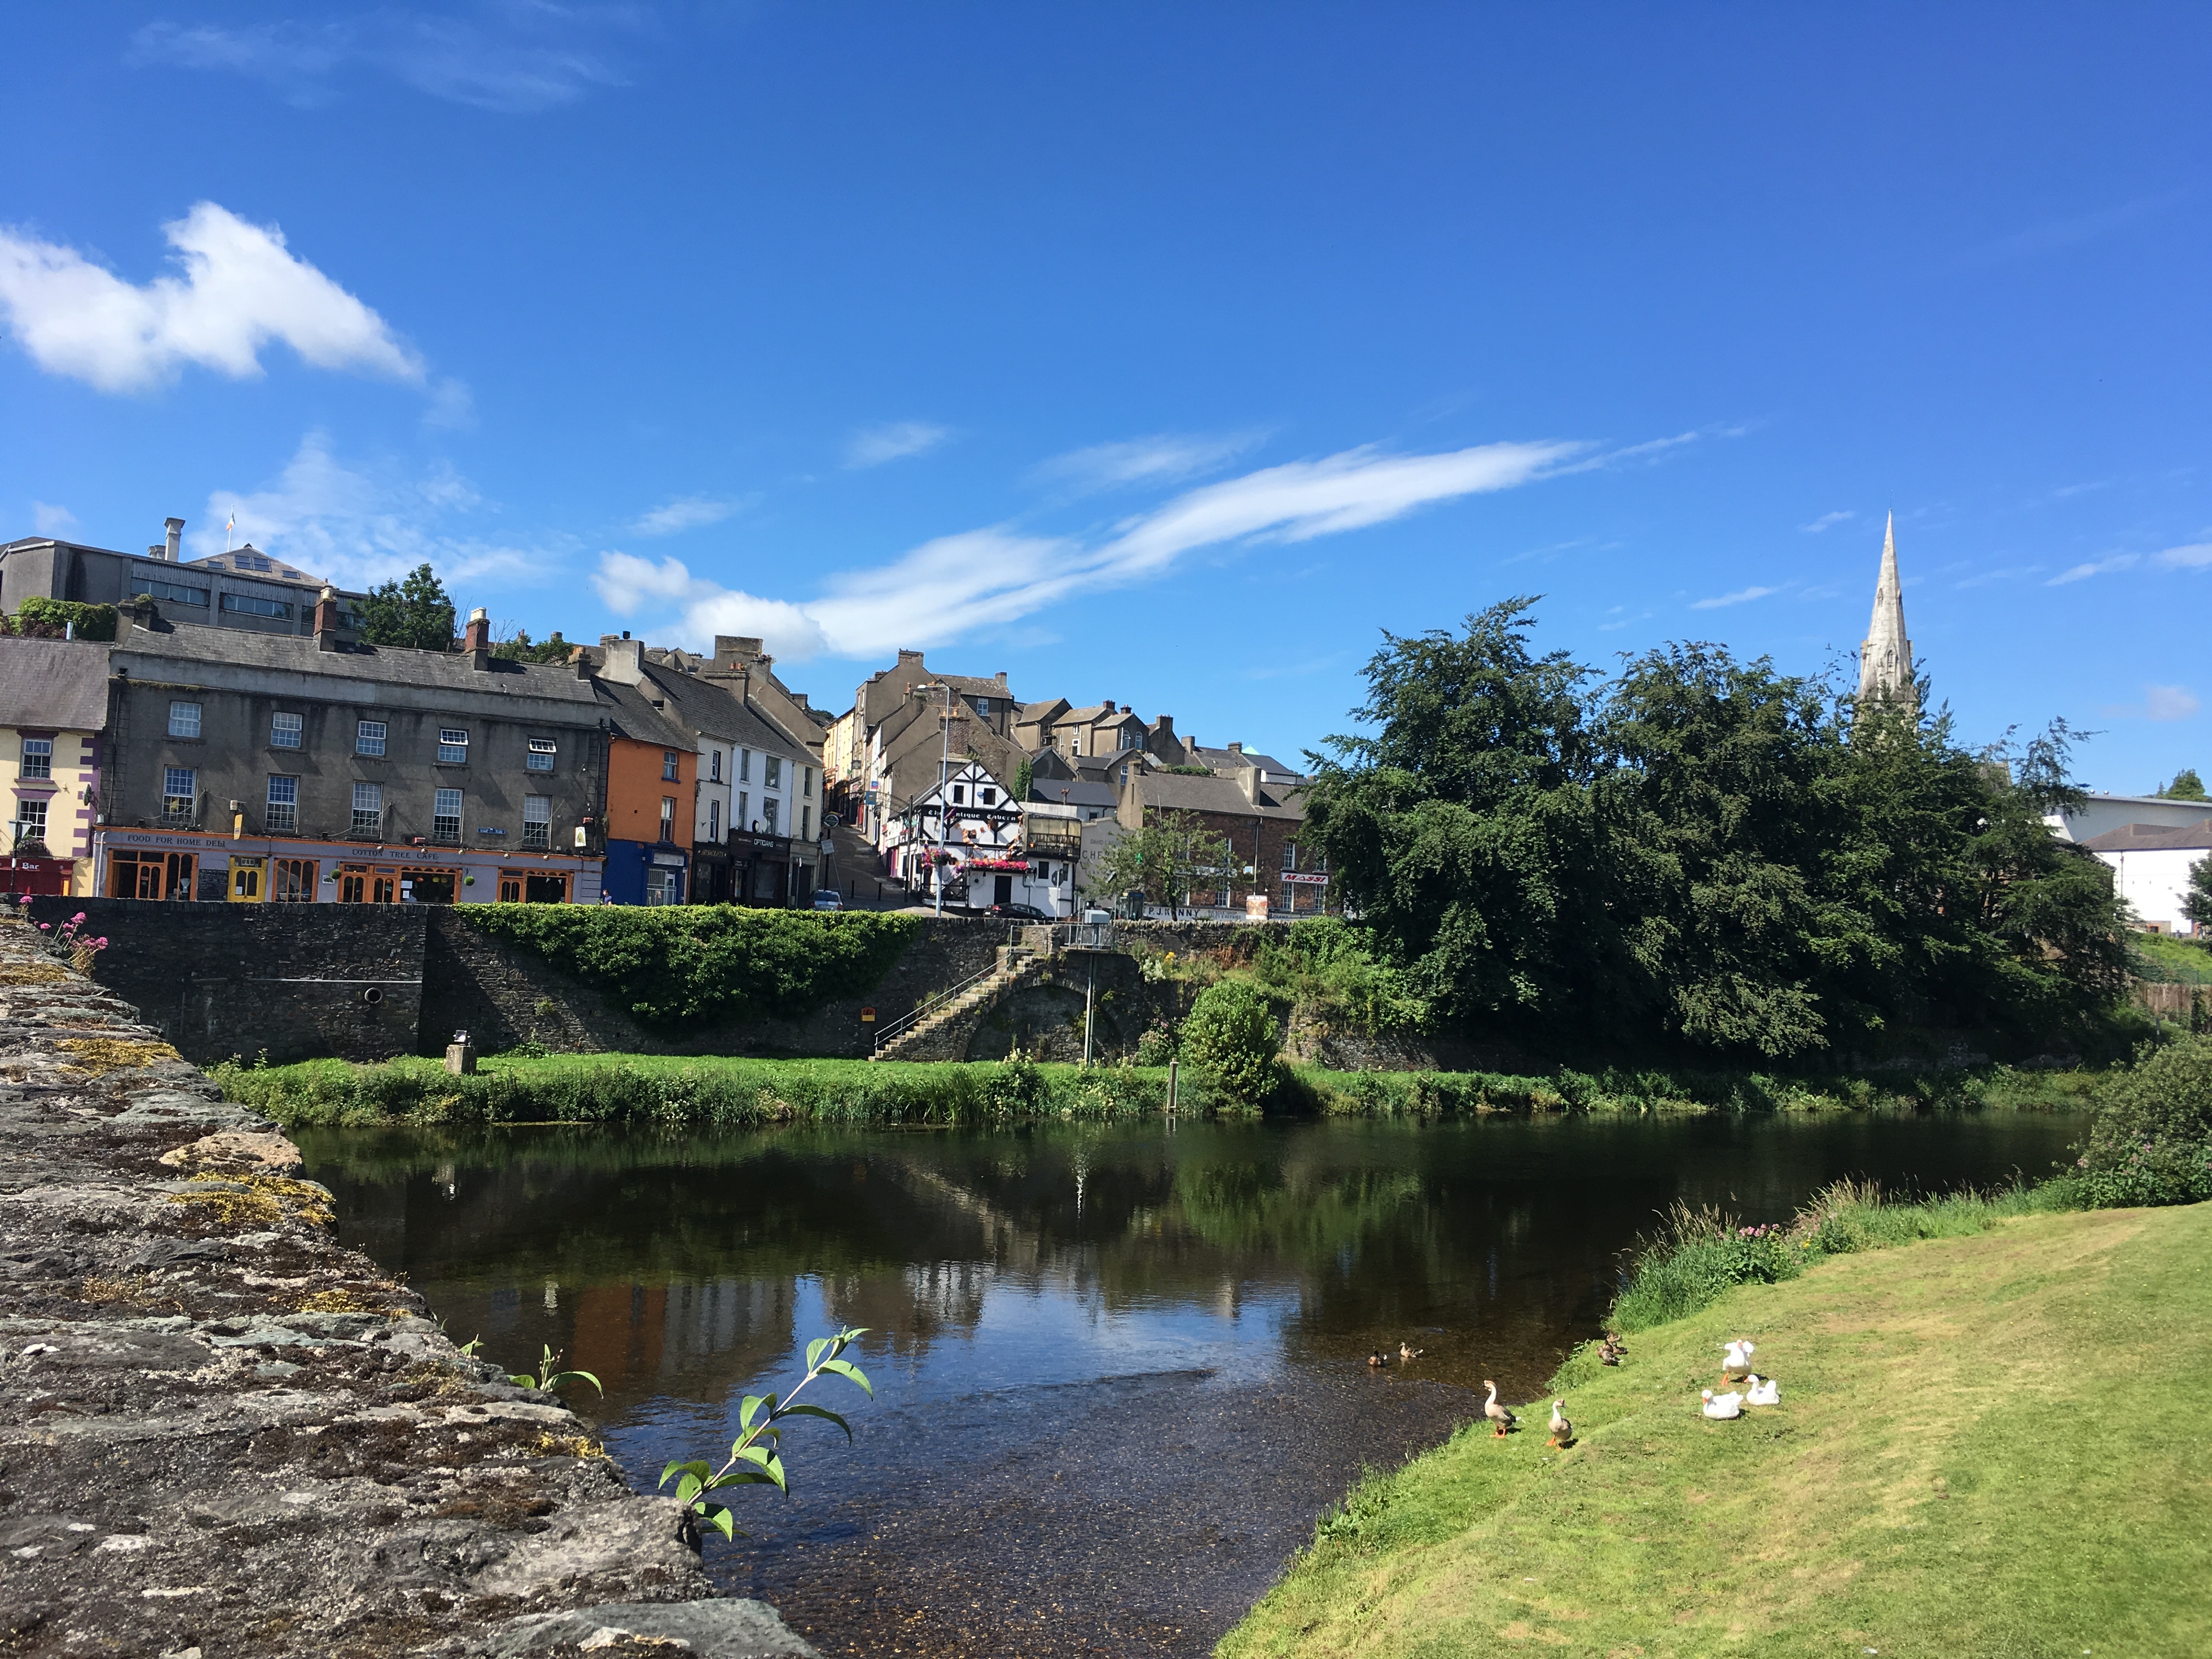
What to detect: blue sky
<box><xmin>3</xmin><ymin>4</ymin><xmax>2208</xmax><ymax>792</ymax></box>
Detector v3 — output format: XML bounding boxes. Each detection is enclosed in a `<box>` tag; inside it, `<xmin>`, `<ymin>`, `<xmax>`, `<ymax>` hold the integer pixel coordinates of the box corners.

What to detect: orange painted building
<box><xmin>596</xmin><ymin>669</ymin><xmax>697</xmax><ymax>904</ymax></box>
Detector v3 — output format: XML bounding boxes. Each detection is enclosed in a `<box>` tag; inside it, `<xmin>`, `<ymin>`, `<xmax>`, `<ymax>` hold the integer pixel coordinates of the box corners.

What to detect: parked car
<box><xmin>989</xmin><ymin>901</ymin><xmax>1053</xmax><ymax>921</ymax></box>
<box><xmin>811</xmin><ymin>889</ymin><xmax>843</xmax><ymax>911</ymax></box>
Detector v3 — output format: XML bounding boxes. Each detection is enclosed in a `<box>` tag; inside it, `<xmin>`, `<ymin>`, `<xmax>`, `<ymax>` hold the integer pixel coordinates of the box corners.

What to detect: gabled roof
<box><xmin>634</xmin><ymin>663</ymin><xmax>805</xmax><ymax>754</ymax></box>
<box><xmin>593</xmin><ymin>679</ymin><xmax>696</xmax><ymax>751</ymax></box>
<box><xmin>0</xmin><ymin>638</ymin><xmax>110</xmax><ymax>731</ymax></box>
<box><xmin>1186</xmin><ymin>742</ymin><xmax>1301</xmax><ymax>779</ymax></box>
<box><xmin>2080</xmin><ymin>819</ymin><xmax>2212</xmax><ymax>853</ymax></box>
<box><xmin>1132</xmin><ymin>769</ymin><xmax>1306</xmax><ymax>822</ymax></box>
<box><xmin>1028</xmin><ymin>777</ymin><xmax>1117</xmax><ymax>810</ymax></box>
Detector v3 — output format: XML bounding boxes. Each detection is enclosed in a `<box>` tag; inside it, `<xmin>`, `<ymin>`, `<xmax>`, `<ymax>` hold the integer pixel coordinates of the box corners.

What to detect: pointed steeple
<box><xmin>1857</xmin><ymin>512</ymin><xmax>1915</xmax><ymax>708</ymax></box>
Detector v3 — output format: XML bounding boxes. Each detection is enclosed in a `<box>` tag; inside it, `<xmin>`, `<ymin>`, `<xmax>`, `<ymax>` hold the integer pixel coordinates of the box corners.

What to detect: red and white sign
<box><xmin>1280</xmin><ymin>871</ymin><xmax>1329</xmax><ymax>885</ymax></box>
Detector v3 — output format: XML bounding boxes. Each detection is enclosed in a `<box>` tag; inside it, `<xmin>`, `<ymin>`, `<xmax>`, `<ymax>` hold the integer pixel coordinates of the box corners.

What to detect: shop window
<box><xmin>270</xmin><ymin>859</ymin><xmax>318</xmax><ymax>902</ymax></box>
<box><xmin>270</xmin><ymin>712</ymin><xmax>303</xmax><ymax>749</ymax></box>
<box><xmin>108</xmin><ymin>849</ymin><xmax>195</xmax><ymax>901</ymax></box>
<box><xmin>499</xmin><ymin>876</ymin><xmax>523</xmax><ymax>902</ymax></box>
<box><xmin>647</xmin><ymin>867</ymin><xmax>681</xmax><ymax>906</ymax></box>
<box><xmin>266</xmin><ymin>775</ymin><xmax>298</xmax><ymax>833</ymax></box>
<box><xmin>168</xmin><ymin>701</ymin><xmax>202</xmax><ymax>738</ymax></box>
<box><xmin>433</xmin><ymin>787</ymin><xmax>463</xmax><ymax>842</ymax></box>
<box><xmin>20</xmin><ymin>737</ymin><xmax>52</xmax><ymax>780</ymax></box>
<box><xmin>400</xmin><ymin>868</ymin><xmax>456</xmax><ymax>905</ymax></box>
<box><xmin>338</xmin><ymin>864</ymin><xmax>397</xmax><ymax>904</ymax></box>
<box><xmin>526</xmin><ymin>872</ymin><xmax>569</xmax><ymax>904</ymax></box>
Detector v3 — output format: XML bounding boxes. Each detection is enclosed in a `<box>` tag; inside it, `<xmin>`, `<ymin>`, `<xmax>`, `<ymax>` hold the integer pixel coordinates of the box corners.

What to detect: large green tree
<box><xmin>1300</xmin><ymin>601</ymin><xmax>2129</xmax><ymax>1059</ymax></box>
<box><xmin>1094</xmin><ymin>809</ymin><xmax>1236</xmax><ymax>920</ymax></box>
<box><xmin>360</xmin><ymin>563</ymin><xmax>457</xmax><ymax>651</ymax></box>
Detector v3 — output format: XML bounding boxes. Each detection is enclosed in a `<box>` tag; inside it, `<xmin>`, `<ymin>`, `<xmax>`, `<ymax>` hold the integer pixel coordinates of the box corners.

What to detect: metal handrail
<box><xmin>871</xmin><ymin>958</ymin><xmax>1007</xmax><ymax>1053</ymax></box>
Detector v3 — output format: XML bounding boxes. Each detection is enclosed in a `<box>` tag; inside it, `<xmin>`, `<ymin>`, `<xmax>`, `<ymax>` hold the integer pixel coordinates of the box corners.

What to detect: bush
<box><xmin>1182</xmin><ymin>980</ymin><xmax>1282</xmax><ymax>1103</ymax></box>
<box><xmin>460</xmin><ymin>905</ymin><xmax>918</xmax><ymax>1029</ymax></box>
<box><xmin>2078</xmin><ymin>1034</ymin><xmax>2212</xmax><ymax>1206</ymax></box>
<box><xmin>11</xmin><ymin>596</ymin><xmax>118</xmax><ymax>641</ymax></box>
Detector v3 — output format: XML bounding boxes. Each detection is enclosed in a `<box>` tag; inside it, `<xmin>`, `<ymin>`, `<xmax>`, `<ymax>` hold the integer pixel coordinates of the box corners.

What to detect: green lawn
<box><xmin>1221</xmin><ymin>1203</ymin><xmax>2212</xmax><ymax>1658</ymax></box>
<box><xmin>2131</xmin><ymin>929</ymin><xmax>2212</xmax><ymax>985</ymax></box>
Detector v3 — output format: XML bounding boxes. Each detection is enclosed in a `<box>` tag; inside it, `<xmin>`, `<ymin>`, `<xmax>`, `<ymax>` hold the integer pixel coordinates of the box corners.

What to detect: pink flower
<box><xmin>37</xmin><ymin>923</ymin><xmax>49</xmax><ymax>930</ymax></box>
<box><xmin>71</xmin><ymin>912</ymin><xmax>84</xmax><ymax>922</ymax></box>
<box><xmin>95</xmin><ymin>938</ymin><xmax>108</xmax><ymax>947</ymax></box>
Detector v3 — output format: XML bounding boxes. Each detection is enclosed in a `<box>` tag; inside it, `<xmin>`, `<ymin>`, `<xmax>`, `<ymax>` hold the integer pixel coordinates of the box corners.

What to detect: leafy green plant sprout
<box><xmin>660</xmin><ymin>1327</ymin><xmax>873</xmax><ymax>1548</ymax></box>
<box><xmin>509</xmin><ymin>1344</ymin><xmax>603</xmax><ymax>1396</ymax></box>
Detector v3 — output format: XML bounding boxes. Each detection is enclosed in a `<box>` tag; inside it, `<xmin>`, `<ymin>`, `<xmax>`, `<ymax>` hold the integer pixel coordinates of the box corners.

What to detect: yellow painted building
<box><xmin>0</xmin><ymin>636</ymin><xmax>110</xmax><ymax>896</ymax></box>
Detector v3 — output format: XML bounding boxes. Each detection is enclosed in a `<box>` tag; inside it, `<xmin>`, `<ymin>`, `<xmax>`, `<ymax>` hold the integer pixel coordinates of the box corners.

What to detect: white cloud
<box><xmin>2048</xmin><ymin>554</ymin><xmax>2140</xmax><ymax>585</ymax></box>
<box><xmin>630</xmin><ymin>496</ymin><xmax>748</xmax><ymax>537</ymax></box>
<box><xmin>31</xmin><ymin>501</ymin><xmax>77</xmax><ymax>535</ymax></box>
<box><xmin>845</xmin><ymin>421</ymin><xmax>949</xmax><ymax>469</ymax></box>
<box><xmin>2146</xmin><ymin>684</ymin><xmax>2201</xmax><ymax>722</ymax></box>
<box><xmin>422</xmin><ymin>376</ymin><xmax>475</xmax><ymax>431</ymax></box>
<box><xmin>1802</xmin><ymin>510</ymin><xmax>1854</xmax><ymax>534</ymax></box>
<box><xmin>132</xmin><ymin>12</ymin><xmax>629</xmax><ymax>114</ymax></box>
<box><xmin>2155</xmin><ymin>540</ymin><xmax>2212</xmax><ymax>569</ymax></box>
<box><xmin>199</xmin><ymin>431</ymin><xmax>552</xmax><ymax>592</ymax></box>
<box><xmin>1030</xmin><ymin>431</ymin><xmax>1263</xmax><ymax>492</ymax></box>
<box><xmin>1690</xmin><ymin>584</ymin><xmax>1782</xmax><ymax>610</ymax></box>
<box><xmin>596</xmin><ymin>437</ymin><xmax>1578</xmax><ymax>662</ymax></box>
<box><xmin>0</xmin><ymin>202</ymin><xmax>421</xmax><ymax>394</ymax></box>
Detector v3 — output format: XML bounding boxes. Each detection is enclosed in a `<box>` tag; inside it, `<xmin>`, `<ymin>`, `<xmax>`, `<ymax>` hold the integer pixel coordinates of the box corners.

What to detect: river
<box><xmin>302</xmin><ymin>1108</ymin><xmax>2081</xmax><ymax>1657</ymax></box>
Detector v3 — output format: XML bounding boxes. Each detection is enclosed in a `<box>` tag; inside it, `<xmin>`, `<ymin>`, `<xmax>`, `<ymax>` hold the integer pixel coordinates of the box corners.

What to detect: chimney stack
<box><xmin>598</xmin><ymin>635</ymin><xmax>646</xmax><ymax>684</ymax></box>
<box><xmin>465</xmin><ymin>606</ymin><xmax>492</xmax><ymax>670</ymax></box>
<box><xmin>313</xmin><ymin>585</ymin><xmax>341</xmax><ymax>652</ymax></box>
<box><xmin>164</xmin><ymin>517</ymin><xmax>184</xmax><ymax>562</ymax></box>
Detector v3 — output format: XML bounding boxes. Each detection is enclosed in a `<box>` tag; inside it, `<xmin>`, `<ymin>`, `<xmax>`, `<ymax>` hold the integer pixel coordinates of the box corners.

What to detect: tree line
<box><xmin>1300</xmin><ymin>599</ymin><xmax>2131</xmax><ymax>1060</ymax></box>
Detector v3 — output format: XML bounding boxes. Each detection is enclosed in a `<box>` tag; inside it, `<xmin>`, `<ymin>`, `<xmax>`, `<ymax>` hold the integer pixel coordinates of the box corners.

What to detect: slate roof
<box><xmin>1027</xmin><ymin>777</ymin><xmax>1118</xmax><ymax>811</ymax></box>
<box><xmin>1132</xmin><ymin>769</ymin><xmax>1306</xmax><ymax>821</ymax></box>
<box><xmin>2080</xmin><ymin>819</ymin><xmax>2212</xmax><ymax>852</ymax></box>
<box><xmin>634</xmin><ymin>662</ymin><xmax>810</xmax><ymax>755</ymax></box>
<box><xmin>111</xmin><ymin>616</ymin><xmax>604</xmax><ymax>706</ymax></box>
<box><xmin>0</xmin><ymin>638</ymin><xmax>111</xmax><ymax>730</ymax></box>
<box><xmin>184</xmin><ymin>545</ymin><xmax>325</xmax><ymax>586</ymax></box>
<box><xmin>592</xmin><ymin>678</ymin><xmax>698</xmax><ymax>751</ymax></box>
<box><xmin>1186</xmin><ymin>743</ymin><xmax>1301</xmax><ymax>780</ymax></box>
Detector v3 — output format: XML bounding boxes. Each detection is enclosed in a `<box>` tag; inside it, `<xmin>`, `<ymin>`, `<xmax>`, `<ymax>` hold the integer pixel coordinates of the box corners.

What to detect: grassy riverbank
<box><xmin>212</xmin><ymin>1049</ymin><xmax>2104</xmax><ymax>1128</ymax></box>
<box><xmin>1220</xmin><ymin>1197</ymin><xmax>2212</xmax><ymax>1657</ymax></box>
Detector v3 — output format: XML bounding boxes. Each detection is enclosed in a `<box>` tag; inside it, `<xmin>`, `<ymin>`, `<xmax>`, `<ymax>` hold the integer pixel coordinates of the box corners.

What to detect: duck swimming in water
<box><xmin>1400</xmin><ymin>1341</ymin><xmax>1424</xmax><ymax>1361</ymax></box>
<box><xmin>1367</xmin><ymin>1350</ymin><xmax>1387</xmax><ymax>1368</ymax></box>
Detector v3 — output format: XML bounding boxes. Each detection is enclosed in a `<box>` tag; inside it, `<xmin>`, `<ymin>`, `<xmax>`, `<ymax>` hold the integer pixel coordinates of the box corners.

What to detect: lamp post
<box><xmin>911</xmin><ymin>682</ymin><xmax>956</xmax><ymax>917</ymax></box>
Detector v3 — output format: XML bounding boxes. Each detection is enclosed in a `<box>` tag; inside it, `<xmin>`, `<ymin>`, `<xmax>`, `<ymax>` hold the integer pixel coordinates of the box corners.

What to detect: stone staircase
<box><xmin>871</xmin><ymin>943</ymin><xmax>1050</xmax><ymax>1062</ymax></box>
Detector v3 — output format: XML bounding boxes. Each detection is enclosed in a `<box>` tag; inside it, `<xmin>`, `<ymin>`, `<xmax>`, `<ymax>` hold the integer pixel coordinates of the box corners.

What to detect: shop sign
<box><xmin>1281</xmin><ymin>871</ymin><xmax>1330</xmax><ymax>886</ymax></box>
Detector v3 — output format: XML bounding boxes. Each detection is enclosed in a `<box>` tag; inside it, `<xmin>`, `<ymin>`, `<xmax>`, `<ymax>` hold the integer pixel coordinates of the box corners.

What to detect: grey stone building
<box><xmin>97</xmin><ymin>597</ymin><xmax>608</xmax><ymax>904</ymax></box>
<box><xmin>1</xmin><ymin>515</ymin><xmax>369</xmax><ymax>639</ymax></box>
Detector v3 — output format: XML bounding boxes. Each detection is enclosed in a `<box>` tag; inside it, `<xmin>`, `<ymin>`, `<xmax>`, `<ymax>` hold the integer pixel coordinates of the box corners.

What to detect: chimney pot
<box><xmin>313</xmin><ymin>585</ymin><xmax>341</xmax><ymax>652</ymax></box>
<box><xmin>163</xmin><ymin>517</ymin><xmax>183</xmax><ymax>561</ymax></box>
<box><xmin>464</xmin><ymin>607</ymin><xmax>492</xmax><ymax>668</ymax></box>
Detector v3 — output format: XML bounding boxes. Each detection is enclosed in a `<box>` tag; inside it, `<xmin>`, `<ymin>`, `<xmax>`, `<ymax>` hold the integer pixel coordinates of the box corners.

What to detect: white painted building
<box><xmin>2076</xmin><ymin>818</ymin><xmax>2212</xmax><ymax>935</ymax></box>
<box><xmin>885</xmin><ymin>759</ymin><xmax>1070</xmax><ymax>915</ymax></box>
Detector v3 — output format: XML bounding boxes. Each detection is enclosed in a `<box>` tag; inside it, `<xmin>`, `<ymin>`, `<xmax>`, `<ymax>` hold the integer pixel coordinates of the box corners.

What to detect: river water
<box><xmin>301</xmin><ymin>1109</ymin><xmax>2081</xmax><ymax>1657</ymax></box>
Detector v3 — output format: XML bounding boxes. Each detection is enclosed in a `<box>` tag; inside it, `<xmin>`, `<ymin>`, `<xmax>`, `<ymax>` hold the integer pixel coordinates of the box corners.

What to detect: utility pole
<box><xmin>912</xmin><ymin>682</ymin><xmax>956</xmax><ymax>917</ymax></box>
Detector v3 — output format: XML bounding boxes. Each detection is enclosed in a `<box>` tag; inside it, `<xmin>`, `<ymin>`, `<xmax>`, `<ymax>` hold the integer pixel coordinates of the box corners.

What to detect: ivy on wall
<box><xmin>461</xmin><ymin>905</ymin><xmax>921</xmax><ymax>1028</ymax></box>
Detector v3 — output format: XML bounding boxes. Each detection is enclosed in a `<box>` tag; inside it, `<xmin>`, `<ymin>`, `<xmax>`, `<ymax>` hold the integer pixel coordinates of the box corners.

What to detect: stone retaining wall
<box><xmin>0</xmin><ymin>916</ymin><xmax>813</xmax><ymax>1658</ymax></box>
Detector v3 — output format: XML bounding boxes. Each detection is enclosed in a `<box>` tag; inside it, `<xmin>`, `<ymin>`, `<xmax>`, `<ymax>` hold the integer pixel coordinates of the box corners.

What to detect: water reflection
<box><xmin>304</xmin><ymin>1110</ymin><xmax>2081</xmax><ymax>1656</ymax></box>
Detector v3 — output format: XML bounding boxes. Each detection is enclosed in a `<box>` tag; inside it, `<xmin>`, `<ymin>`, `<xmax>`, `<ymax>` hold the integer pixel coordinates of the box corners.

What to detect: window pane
<box><xmin>20</xmin><ymin>738</ymin><xmax>51</xmax><ymax>780</ymax></box>
<box><xmin>270</xmin><ymin>712</ymin><xmax>303</xmax><ymax>748</ymax></box>
<box><xmin>168</xmin><ymin>701</ymin><xmax>202</xmax><ymax>738</ymax></box>
<box><xmin>765</xmin><ymin>755</ymin><xmax>781</xmax><ymax>787</ymax></box>
<box><xmin>144</xmin><ymin>579</ymin><xmax>209</xmax><ymax>607</ymax></box>
<box><xmin>266</xmin><ymin>775</ymin><xmax>298</xmax><ymax>833</ymax></box>
<box><xmin>163</xmin><ymin>767</ymin><xmax>195</xmax><ymax>819</ymax></box>
<box><xmin>438</xmin><ymin>729</ymin><xmax>469</xmax><ymax>764</ymax></box>
<box><xmin>433</xmin><ymin>787</ymin><xmax>462</xmax><ymax>840</ymax></box>
<box><xmin>526</xmin><ymin>736</ymin><xmax>556</xmax><ymax>772</ymax></box>
<box><xmin>352</xmin><ymin>783</ymin><xmax>382</xmax><ymax>810</ymax></box>
<box><xmin>219</xmin><ymin>592</ymin><xmax>292</xmax><ymax>618</ymax></box>
<box><xmin>663</xmin><ymin>749</ymin><xmax>679</xmax><ymax>781</ymax></box>
<box><xmin>356</xmin><ymin>720</ymin><xmax>387</xmax><ymax>757</ymax></box>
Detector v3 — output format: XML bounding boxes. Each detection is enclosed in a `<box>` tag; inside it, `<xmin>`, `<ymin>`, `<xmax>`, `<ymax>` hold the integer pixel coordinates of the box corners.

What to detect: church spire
<box><xmin>1857</xmin><ymin>512</ymin><xmax>1915</xmax><ymax>709</ymax></box>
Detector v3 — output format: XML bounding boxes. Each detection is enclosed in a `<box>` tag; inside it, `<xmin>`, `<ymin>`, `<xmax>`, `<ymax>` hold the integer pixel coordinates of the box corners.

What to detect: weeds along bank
<box><xmin>215</xmin><ymin>1047</ymin><xmax>2106</xmax><ymax>1130</ymax></box>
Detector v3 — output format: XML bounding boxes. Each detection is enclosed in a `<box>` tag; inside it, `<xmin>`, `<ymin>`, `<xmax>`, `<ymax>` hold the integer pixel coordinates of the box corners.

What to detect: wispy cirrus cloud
<box><xmin>131</xmin><ymin>8</ymin><xmax>633</xmax><ymax>114</ymax></box>
<box><xmin>845</xmin><ymin>421</ymin><xmax>949</xmax><ymax>469</ymax></box>
<box><xmin>1802</xmin><ymin>510</ymin><xmax>1854</xmax><ymax>534</ymax></box>
<box><xmin>1030</xmin><ymin>431</ymin><xmax>1266</xmax><ymax>493</ymax></box>
<box><xmin>2049</xmin><ymin>553</ymin><xmax>2140</xmax><ymax>585</ymax></box>
<box><xmin>2102</xmin><ymin>682</ymin><xmax>2203</xmax><ymax>723</ymax></box>
<box><xmin>1691</xmin><ymin>583</ymin><xmax>1784</xmax><ymax>610</ymax></box>
<box><xmin>31</xmin><ymin>501</ymin><xmax>77</xmax><ymax>536</ymax></box>
<box><xmin>0</xmin><ymin>202</ymin><xmax>421</xmax><ymax>394</ymax></box>
<box><xmin>199</xmin><ymin>431</ymin><xmax>555</xmax><ymax>592</ymax></box>
<box><xmin>630</xmin><ymin>495</ymin><xmax>750</xmax><ymax>537</ymax></box>
<box><xmin>2155</xmin><ymin>540</ymin><xmax>2212</xmax><ymax>570</ymax></box>
<box><xmin>596</xmin><ymin>437</ymin><xmax>1581</xmax><ymax>662</ymax></box>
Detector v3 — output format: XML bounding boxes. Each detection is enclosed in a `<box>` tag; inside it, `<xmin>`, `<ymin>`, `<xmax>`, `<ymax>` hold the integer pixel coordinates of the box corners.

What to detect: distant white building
<box><xmin>886</xmin><ymin>758</ymin><xmax>1070</xmax><ymax>915</ymax></box>
<box><xmin>2074</xmin><ymin>818</ymin><xmax>2212</xmax><ymax>935</ymax></box>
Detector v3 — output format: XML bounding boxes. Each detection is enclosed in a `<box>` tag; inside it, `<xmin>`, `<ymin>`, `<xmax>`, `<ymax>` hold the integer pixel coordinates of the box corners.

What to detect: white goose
<box><xmin>1701</xmin><ymin>1388</ymin><xmax>1743</xmax><ymax>1420</ymax></box>
<box><xmin>1745</xmin><ymin>1374</ymin><xmax>1780</xmax><ymax>1407</ymax></box>
<box><xmin>1720</xmin><ymin>1339</ymin><xmax>1755</xmax><ymax>1380</ymax></box>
